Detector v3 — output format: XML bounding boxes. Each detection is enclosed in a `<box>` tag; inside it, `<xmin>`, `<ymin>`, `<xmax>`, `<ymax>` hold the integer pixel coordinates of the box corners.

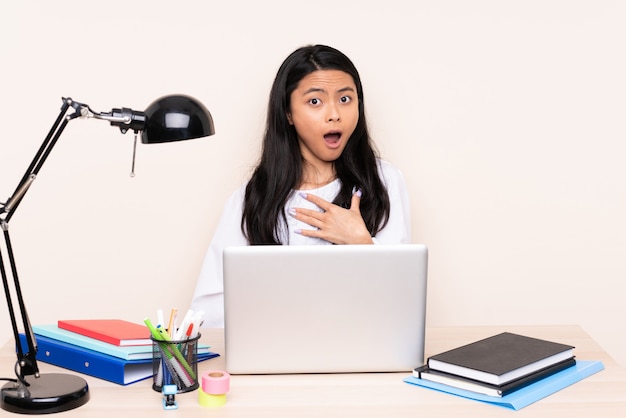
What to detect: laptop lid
<box><xmin>223</xmin><ymin>244</ymin><xmax>428</xmax><ymax>374</ymax></box>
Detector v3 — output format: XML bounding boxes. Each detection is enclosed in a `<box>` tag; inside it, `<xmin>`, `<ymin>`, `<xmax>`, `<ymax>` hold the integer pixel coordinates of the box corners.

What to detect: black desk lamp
<box><xmin>0</xmin><ymin>95</ymin><xmax>215</xmax><ymax>414</ymax></box>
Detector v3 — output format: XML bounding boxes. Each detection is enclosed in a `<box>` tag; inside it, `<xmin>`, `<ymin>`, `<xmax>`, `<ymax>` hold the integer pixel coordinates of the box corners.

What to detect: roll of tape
<box><xmin>201</xmin><ymin>370</ymin><xmax>230</xmax><ymax>395</ymax></box>
<box><xmin>198</xmin><ymin>388</ymin><xmax>227</xmax><ymax>407</ymax></box>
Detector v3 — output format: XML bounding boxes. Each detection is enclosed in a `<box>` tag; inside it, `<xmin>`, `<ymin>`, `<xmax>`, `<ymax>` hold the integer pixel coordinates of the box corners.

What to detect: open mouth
<box><xmin>324</xmin><ymin>131</ymin><xmax>342</xmax><ymax>144</ymax></box>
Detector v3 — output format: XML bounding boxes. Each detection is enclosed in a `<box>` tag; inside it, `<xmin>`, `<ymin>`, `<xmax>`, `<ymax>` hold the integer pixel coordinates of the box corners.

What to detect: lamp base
<box><xmin>1</xmin><ymin>373</ymin><xmax>89</xmax><ymax>414</ymax></box>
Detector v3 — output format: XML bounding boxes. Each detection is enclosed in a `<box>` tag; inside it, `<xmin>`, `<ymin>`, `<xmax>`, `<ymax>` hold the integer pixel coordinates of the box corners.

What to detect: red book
<box><xmin>58</xmin><ymin>319</ymin><xmax>152</xmax><ymax>346</ymax></box>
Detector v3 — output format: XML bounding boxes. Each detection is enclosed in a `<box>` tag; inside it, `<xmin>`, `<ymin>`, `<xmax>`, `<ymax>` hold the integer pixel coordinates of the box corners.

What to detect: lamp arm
<box><xmin>1</xmin><ymin>98</ymin><xmax>81</xmax><ymax>222</ymax></box>
<box><xmin>1</xmin><ymin>224</ymin><xmax>39</xmax><ymax>382</ymax></box>
<box><xmin>0</xmin><ymin>98</ymin><xmax>83</xmax><ymax>382</ymax></box>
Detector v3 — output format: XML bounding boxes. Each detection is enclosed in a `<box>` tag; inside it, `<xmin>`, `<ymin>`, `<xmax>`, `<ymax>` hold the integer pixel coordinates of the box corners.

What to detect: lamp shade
<box><xmin>141</xmin><ymin>94</ymin><xmax>215</xmax><ymax>143</ymax></box>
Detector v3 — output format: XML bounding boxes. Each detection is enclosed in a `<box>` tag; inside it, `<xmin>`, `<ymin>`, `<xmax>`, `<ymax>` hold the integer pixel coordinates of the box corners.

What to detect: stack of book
<box><xmin>19</xmin><ymin>319</ymin><xmax>218</xmax><ymax>385</ymax></box>
<box><xmin>405</xmin><ymin>332</ymin><xmax>605</xmax><ymax>410</ymax></box>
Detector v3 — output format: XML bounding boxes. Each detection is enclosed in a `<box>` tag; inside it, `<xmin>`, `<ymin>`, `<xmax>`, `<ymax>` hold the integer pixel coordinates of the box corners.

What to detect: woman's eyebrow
<box><xmin>302</xmin><ymin>86</ymin><xmax>355</xmax><ymax>95</ymax></box>
<box><xmin>303</xmin><ymin>87</ymin><xmax>325</xmax><ymax>95</ymax></box>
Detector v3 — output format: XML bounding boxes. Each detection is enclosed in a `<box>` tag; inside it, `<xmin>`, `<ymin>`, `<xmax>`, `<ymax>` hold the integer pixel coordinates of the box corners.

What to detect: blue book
<box><xmin>18</xmin><ymin>333</ymin><xmax>219</xmax><ymax>385</ymax></box>
<box><xmin>32</xmin><ymin>324</ymin><xmax>213</xmax><ymax>361</ymax></box>
<box><xmin>404</xmin><ymin>360</ymin><xmax>604</xmax><ymax>410</ymax></box>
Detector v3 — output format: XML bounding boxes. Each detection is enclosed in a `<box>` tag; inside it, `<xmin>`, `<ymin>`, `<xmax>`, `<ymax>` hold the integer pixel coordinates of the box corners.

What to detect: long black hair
<box><xmin>242</xmin><ymin>44</ymin><xmax>390</xmax><ymax>244</ymax></box>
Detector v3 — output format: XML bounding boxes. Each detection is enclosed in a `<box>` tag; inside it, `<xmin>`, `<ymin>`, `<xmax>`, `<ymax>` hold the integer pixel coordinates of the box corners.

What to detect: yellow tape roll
<box><xmin>198</xmin><ymin>389</ymin><xmax>227</xmax><ymax>407</ymax></box>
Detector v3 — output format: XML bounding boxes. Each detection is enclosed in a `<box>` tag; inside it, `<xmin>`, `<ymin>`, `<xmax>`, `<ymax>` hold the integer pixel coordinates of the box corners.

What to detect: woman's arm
<box><xmin>371</xmin><ymin>160</ymin><xmax>412</xmax><ymax>244</ymax></box>
<box><xmin>190</xmin><ymin>187</ymin><xmax>248</xmax><ymax>328</ymax></box>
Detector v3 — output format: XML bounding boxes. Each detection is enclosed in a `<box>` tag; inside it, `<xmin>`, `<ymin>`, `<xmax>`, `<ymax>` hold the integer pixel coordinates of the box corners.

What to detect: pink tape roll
<box><xmin>201</xmin><ymin>370</ymin><xmax>230</xmax><ymax>395</ymax></box>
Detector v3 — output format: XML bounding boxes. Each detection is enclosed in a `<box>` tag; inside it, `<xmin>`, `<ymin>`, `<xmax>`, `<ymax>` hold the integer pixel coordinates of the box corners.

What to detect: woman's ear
<box><xmin>286</xmin><ymin>112</ymin><xmax>293</xmax><ymax>125</ymax></box>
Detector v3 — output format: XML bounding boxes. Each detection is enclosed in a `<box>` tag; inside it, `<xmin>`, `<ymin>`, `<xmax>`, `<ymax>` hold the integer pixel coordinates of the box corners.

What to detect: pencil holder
<box><xmin>151</xmin><ymin>333</ymin><xmax>200</xmax><ymax>393</ymax></box>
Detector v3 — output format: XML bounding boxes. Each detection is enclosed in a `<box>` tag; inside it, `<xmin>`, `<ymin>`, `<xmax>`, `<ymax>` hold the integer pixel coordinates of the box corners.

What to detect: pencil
<box><xmin>167</xmin><ymin>308</ymin><xmax>178</xmax><ymax>338</ymax></box>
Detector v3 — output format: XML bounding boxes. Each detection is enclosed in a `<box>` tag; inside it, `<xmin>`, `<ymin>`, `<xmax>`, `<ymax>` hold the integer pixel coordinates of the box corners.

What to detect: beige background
<box><xmin>1</xmin><ymin>1</ymin><xmax>624</xmax><ymax>366</ymax></box>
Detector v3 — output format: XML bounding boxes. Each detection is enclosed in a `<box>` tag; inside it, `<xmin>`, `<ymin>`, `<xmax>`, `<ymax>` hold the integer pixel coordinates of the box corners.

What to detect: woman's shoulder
<box><xmin>376</xmin><ymin>158</ymin><xmax>396</xmax><ymax>171</ymax></box>
<box><xmin>376</xmin><ymin>159</ymin><xmax>405</xmax><ymax>183</ymax></box>
<box><xmin>218</xmin><ymin>184</ymin><xmax>247</xmax><ymax>213</ymax></box>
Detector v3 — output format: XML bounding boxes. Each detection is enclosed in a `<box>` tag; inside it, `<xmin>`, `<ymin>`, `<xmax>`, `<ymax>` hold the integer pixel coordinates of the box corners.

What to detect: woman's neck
<box><xmin>299</xmin><ymin>162</ymin><xmax>337</xmax><ymax>190</ymax></box>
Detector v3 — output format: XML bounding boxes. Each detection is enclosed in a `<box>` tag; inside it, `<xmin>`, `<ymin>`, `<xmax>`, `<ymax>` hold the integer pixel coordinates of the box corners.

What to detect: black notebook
<box><xmin>427</xmin><ymin>332</ymin><xmax>575</xmax><ymax>385</ymax></box>
<box><xmin>415</xmin><ymin>357</ymin><xmax>576</xmax><ymax>397</ymax></box>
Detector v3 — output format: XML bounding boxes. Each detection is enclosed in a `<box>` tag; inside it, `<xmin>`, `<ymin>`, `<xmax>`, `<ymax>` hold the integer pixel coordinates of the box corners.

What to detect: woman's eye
<box><xmin>309</xmin><ymin>98</ymin><xmax>320</xmax><ymax>105</ymax></box>
<box><xmin>340</xmin><ymin>96</ymin><xmax>352</xmax><ymax>103</ymax></box>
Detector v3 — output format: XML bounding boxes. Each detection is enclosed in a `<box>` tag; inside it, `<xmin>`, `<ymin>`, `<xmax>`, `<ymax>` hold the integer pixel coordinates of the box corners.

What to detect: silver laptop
<box><xmin>223</xmin><ymin>244</ymin><xmax>428</xmax><ymax>374</ymax></box>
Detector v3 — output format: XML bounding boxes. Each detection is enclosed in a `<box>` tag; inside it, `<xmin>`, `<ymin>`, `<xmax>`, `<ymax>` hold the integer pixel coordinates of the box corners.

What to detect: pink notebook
<box><xmin>58</xmin><ymin>319</ymin><xmax>152</xmax><ymax>346</ymax></box>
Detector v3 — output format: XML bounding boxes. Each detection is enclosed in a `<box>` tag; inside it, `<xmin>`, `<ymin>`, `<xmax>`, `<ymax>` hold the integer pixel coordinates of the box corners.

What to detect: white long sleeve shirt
<box><xmin>190</xmin><ymin>160</ymin><xmax>411</xmax><ymax>327</ymax></box>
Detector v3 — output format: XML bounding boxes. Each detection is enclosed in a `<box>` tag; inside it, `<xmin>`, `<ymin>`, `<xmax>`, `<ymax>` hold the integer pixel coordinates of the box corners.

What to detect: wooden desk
<box><xmin>2</xmin><ymin>325</ymin><xmax>625</xmax><ymax>417</ymax></box>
